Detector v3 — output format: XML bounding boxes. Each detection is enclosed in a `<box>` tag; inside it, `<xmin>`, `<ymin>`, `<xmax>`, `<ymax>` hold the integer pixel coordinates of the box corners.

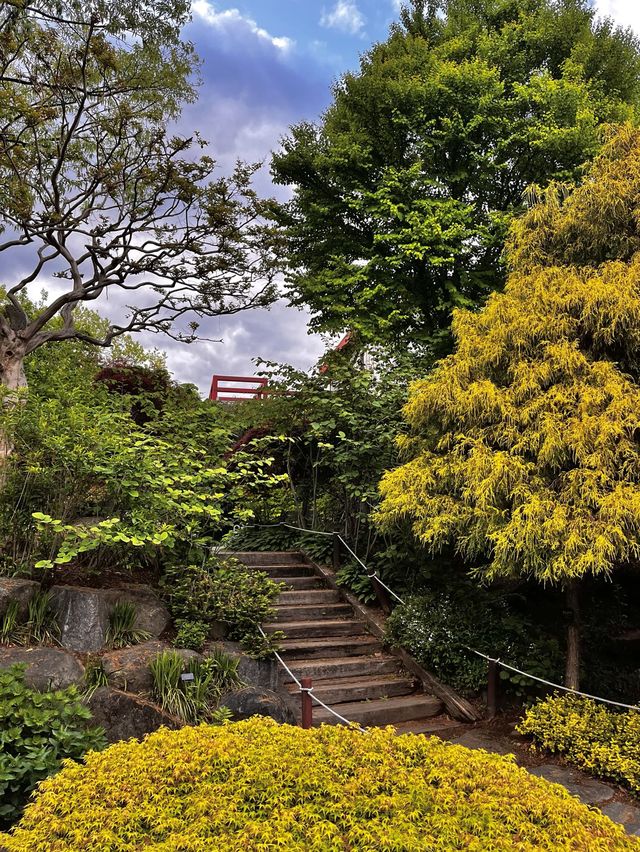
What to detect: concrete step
<box><xmin>288</xmin><ymin>674</ymin><xmax>417</xmax><ymax>705</ymax></box>
<box><xmin>282</xmin><ymin>655</ymin><xmax>401</xmax><ymax>682</ymax></box>
<box><xmin>272</xmin><ymin>576</ymin><xmax>325</xmax><ymax>590</ymax></box>
<box><xmin>279</xmin><ymin>636</ymin><xmax>382</xmax><ymax>660</ymax></box>
<box><xmin>258</xmin><ymin>564</ymin><xmax>316</xmax><ymax>577</ymax></box>
<box><xmin>278</xmin><ymin>589</ymin><xmax>341</xmax><ymax>605</ymax></box>
<box><xmin>265</xmin><ymin>619</ymin><xmax>366</xmax><ymax>639</ymax></box>
<box><xmin>312</xmin><ymin>694</ymin><xmax>444</xmax><ymax>727</ymax></box>
<box><xmin>230</xmin><ymin>551</ymin><xmax>306</xmax><ymax>566</ymax></box>
<box><xmin>272</xmin><ymin>603</ymin><xmax>354</xmax><ymax>621</ymax></box>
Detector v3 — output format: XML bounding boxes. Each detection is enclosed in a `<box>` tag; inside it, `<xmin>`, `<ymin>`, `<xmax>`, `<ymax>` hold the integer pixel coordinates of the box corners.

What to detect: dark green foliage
<box><xmin>161</xmin><ymin>559</ymin><xmax>282</xmax><ymax>641</ymax></box>
<box><xmin>106</xmin><ymin>602</ymin><xmax>152</xmax><ymax>649</ymax></box>
<box><xmin>173</xmin><ymin>620</ymin><xmax>209</xmax><ymax>652</ymax></box>
<box><xmin>149</xmin><ymin>649</ymin><xmax>241</xmax><ymax>723</ymax></box>
<box><xmin>240</xmin><ymin>630</ymin><xmax>285</xmax><ymax>661</ymax></box>
<box><xmin>0</xmin><ymin>665</ymin><xmax>106</xmax><ymax>826</ymax></box>
<box><xmin>386</xmin><ymin>585</ymin><xmax>563</xmax><ymax>696</ymax></box>
<box><xmin>272</xmin><ymin>0</ymin><xmax>640</xmax><ymax>349</ymax></box>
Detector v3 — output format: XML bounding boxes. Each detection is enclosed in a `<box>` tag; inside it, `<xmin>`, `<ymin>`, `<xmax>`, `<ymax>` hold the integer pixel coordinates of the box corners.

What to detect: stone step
<box><xmin>281</xmin><ymin>655</ymin><xmax>401</xmax><ymax>682</ymax></box>
<box><xmin>278</xmin><ymin>589</ymin><xmax>341</xmax><ymax>605</ymax></box>
<box><xmin>230</xmin><ymin>551</ymin><xmax>305</xmax><ymax>566</ymax></box>
<box><xmin>312</xmin><ymin>694</ymin><xmax>444</xmax><ymax>727</ymax></box>
<box><xmin>272</xmin><ymin>603</ymin><xmax>354</xmax><ymax>621</ymax></box>
<box><xmin>265</xmin><ymin>619</ymin><xmax>366</xmax><ymax>639</ymax></box>
<box><xmin>258</xmin><ymin>565</ymin><xmax>316</xmax><ymax>577</ymax></box>
<box><xmin>272</xmin><ymin>576</ymin><xmax>325</xmax><ymax>590</ymax></box>
<box><xmin>278</xmin><ymin>636</ymin><xmax>383</xmax><ymax>660</ymax></box>
<box><xmin>288</xmin><ymin>674</ymin><xmax>417</xmax><ymax>705</ymax></box>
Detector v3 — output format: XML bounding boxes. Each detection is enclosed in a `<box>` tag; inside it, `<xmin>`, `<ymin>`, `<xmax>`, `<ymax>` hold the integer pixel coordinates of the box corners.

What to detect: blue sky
<box><xmin>136</xmin><ymin>0</ymin><xmax>640</xmax><ymax>394</ymax></box>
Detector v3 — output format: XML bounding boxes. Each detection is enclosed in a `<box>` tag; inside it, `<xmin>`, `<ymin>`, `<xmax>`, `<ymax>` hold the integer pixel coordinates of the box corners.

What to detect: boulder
<box><xmin>101</xmin><ymin>585</ymin><xmax>170</xmax><ymax>637</ymax></box>
<box><xmin>206</xmin><ymin>640</ymin><xmax>280</xmax><ymax>691</ymax></box>
<box><xmin>219</xmin><ymin>686</ymin><xmax>296</xmax><ymax>725</ymax></box>
<box><xmin>0</xmin><ymin>578</ymin><xmax>40</xmax><ymax>619</ymax></box>
<box><xmin>86</xmin><ymin>687</ymin><xmax>183</xmax><ymax>743</ymax></box>
<box><xmin>0</xmin><ymin>647</ymin><xmax>85</xmax><ymax>690</ymax></box>
<box><xmin>49</xmin><ymin>585</ymin><xmax>110</xmax><ymax>652</ymax></box>
<box><xmin>102</xmin><ymin>640</ymin><xmax>202</xmax><ymax>695</ymax></box>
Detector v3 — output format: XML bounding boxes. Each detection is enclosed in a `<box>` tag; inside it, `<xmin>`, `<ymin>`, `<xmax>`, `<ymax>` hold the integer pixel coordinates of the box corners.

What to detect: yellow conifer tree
<box><xmin>378</xmin><ymin>126</ymin><xmax>640</xmax><ymax>689</ymax></box>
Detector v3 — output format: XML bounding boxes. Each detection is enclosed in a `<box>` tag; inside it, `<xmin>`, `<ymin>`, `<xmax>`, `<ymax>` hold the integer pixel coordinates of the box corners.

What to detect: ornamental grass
<box><xmin>1</xmin><ymin>718</ymin><xmax>638</xmax><ymax>851</ymax></box>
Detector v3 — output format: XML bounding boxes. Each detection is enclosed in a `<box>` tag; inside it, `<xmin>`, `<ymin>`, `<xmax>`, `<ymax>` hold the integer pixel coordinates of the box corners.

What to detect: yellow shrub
<box><xmin>1</xmin><ymin>718</ymin><xmax>637</xmax><ymax>851</ymax></box>
<box><xmin>518</xmin><ymin>694</ymin><xmax>640</xmax><ymax>796</ymax></box>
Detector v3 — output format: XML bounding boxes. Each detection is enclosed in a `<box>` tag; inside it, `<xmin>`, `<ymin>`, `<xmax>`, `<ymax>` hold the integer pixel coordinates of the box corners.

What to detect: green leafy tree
<box><xmin>0</xmin><ymin>0</ymin><xmax>280</xmax><ymax>394</ymax></box>
<box><xmin>272</xmin><ymin>0</ymin><xmax>640</xmax><ymax>351</ymax></box>
<box><xmin>377</xmin><ymin>125</ymin><xmax>640</xmax><ymax>689</ymax></box>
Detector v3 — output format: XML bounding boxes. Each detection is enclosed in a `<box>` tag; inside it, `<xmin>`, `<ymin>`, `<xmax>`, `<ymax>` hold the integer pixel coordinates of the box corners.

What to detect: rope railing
<box><xmin>228</xmin><ymin>522</ymin><xmax>640</xmax><ymax>716</ymax></box>
<box><xmin>257</xmin><ymin>624</ymin><xmax>367</xmax><ymax>732</ymax></box>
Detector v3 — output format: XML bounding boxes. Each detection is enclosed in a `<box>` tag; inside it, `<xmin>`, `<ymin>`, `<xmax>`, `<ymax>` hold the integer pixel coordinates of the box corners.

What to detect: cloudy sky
<box><xmin>122</xmin><ymin>1</ymin><xmax>640</xmax><ymax>392</ymax></box>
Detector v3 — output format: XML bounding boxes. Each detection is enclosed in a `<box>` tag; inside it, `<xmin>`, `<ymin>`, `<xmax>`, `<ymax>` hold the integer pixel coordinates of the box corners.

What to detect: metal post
<box><xmin>332</xmin><ymin>533</ymin><xmax>341</xmax><ymax>571</ymax></box>
<box><xmin>301</xmin><ymin>677</ymin><xmax>313</xmax><ymax>729</ymax></box>
<box><xmin>487</xmin><ymin>659</ymin><xmax>498</xmax><ymax>719</ymax></box>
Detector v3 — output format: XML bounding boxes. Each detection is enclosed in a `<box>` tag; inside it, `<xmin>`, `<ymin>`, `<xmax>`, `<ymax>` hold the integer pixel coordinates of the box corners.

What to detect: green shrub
<box><xmin>517</xmin><ymin>694</ymin><xmax>640</xmax><ymax>796</ymax></box>
<box><xmin>385</xmin><ymin>586</ymin><xmax>563</xmax><ymax>696</ymax></box>
<box><xmin>173</xmin><ymin>619</ymin><xmax>209</xmax><ymax>652</ymax></box>
<box><xmin>1</xmin><ymin>719</ymin><xmax>637</xmax><ymax>850</ymax></box>
<box><xmin>161</xmin><ymin>558</ymin><xmax>282</xmax><ymax>641</ymax></box>
<box><xmin>0</xmin><ymin>665</ymin><xmax>106</xmax><ymax>827</ymax></box>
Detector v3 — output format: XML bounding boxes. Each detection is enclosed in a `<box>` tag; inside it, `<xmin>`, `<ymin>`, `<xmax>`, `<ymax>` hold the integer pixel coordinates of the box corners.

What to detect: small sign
<box><xmin>180</xmin><ymin>672</ymin><xmax>195</xmax><ymax>682</ymax></box>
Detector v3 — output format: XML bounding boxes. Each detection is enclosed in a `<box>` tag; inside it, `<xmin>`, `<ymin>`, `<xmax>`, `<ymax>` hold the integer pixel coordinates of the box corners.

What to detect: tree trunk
<box><xmin>0</xmin><ymin>348</ymin><xmax>27</xmax><ymax>462</ymax></box>
<box><xmin>1</xmin><ymin>355</ymin><xmax>27</xmax><ymax>393</ymax></box>
<box><xmin>565</xmin><ymin>579</ymin><xmax>581</xmax><ymax>691</ymax></box>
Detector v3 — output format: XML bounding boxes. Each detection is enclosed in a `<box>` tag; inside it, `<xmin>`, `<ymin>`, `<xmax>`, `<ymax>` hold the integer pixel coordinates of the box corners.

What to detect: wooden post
<box><xmin>371</xmin><ymin>576</ymin><xmax>394</xmax><ymax>616</ymax></box>
<box><xmin>487</xmin><ymin>659</ymin><xmax>498</xmax><ymax>719</ymax></box>
<box><xmin>301</xmin><ymin>677</ymin><xmax>313</xmax><ymax>729</ymax></box>
<box><xmin>332</xmin><ymin>533</ymin><xmax>341</xmax><ymax>571</ymax></box>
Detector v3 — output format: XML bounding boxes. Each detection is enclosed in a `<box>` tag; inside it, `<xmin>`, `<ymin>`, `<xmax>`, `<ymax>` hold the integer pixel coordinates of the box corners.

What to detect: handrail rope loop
<box><xmin>239</xmin><ymin>523</ymin><xmax>640</xmax><ymax>714</ymax></box>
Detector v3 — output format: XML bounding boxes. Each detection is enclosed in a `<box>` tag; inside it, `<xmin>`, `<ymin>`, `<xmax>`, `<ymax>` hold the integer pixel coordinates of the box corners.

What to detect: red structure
<box><xmin>209</xmin><ymin>375</ymin><xmax>269</xmax><ymax>403</ymax></box>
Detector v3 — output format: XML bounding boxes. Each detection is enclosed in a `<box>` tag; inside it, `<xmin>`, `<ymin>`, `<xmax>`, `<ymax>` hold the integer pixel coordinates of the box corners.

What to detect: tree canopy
<box><xmin>272</xmin><ymin>0</ymin><xmax>640</xmax><ymax>352</ymax></box>
<box><xmin>376</xmin><ymin>125</ymin><xmax>640</xmax><ymax>683</ymax></box>
<box><xmin>0</xmin><ymin>0</ymin><xmax>280</xmax><ymax>391</ymax></box>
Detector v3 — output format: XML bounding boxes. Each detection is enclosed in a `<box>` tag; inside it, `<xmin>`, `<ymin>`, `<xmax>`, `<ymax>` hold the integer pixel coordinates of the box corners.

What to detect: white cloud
<box><xmin>594</xmin><ymin>1</ymin><xmax>640</xmax><ymax>35</ymax></box>
<box><xmin>320</xmin><ymin>1</ymin><xmax>365</xmax><ymax>35</ymax></box>
<box><xmin>192</xmin><ymin>1</ymin><xmax>294</xmax><ymax>53</ymax></box>
<box><xmin>391</xmin><ymin>0</ymin><xmax>402</xmax><ymax>11</ymax></box>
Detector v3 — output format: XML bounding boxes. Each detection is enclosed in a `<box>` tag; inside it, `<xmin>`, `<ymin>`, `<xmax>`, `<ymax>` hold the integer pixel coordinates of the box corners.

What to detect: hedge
<box><xmin>1</xmin><ymin>718</ymin><xmax>637</xmax><ymax>851</ymax></box>
<box><xmin>518</xmin><ymin>693</ymin><xmax>640</xmax><ymax>796</ymax></box>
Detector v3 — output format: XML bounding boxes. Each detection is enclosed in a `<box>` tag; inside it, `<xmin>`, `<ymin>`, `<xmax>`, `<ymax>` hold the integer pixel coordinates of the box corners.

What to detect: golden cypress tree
<box><xmin>378</xmin><ymin>126</ymin><xmax>640</xmax><ymax>689</ymax></box>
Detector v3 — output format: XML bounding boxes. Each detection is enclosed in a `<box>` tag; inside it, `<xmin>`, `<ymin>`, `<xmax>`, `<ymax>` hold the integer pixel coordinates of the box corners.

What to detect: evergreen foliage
<box><xmin>378</xmin><ymin>127</ymin><xmax>640</xmax><ymax>584</ymax></box>
<box><xmin>377</xmin><ymin>125</ymin><xmax>640</xmax><ymax>684</ymax></box>
<box><xmin>272</xmin><ymin>0</ymin><xmax>640</xmax><ymax>349</ymax></box>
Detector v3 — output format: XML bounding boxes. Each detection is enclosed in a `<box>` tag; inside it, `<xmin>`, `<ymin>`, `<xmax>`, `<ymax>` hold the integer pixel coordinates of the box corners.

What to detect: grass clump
<box><xmin>518</xmin><ymin>693</ymin><xmax>640</xmax><ymax>796</ymax></box>
<box><xmin>106</xmin><ymin>601</ymin><xmax>152</xmax><ymax>649</ymax></box>
<box><xmin>149</xmin><ymin>648</ymin><xmax>241</xmax><ymax>724</ymax></box>
<box><xmin>0</xmin><ymin>719</ymin><xmax>637</xmax><ymax>851</ymax></box>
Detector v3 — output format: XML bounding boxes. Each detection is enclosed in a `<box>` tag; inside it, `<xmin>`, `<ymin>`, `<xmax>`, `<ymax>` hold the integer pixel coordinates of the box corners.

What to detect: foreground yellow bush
<box><xmin>1</xmin><ymin>718</ymin><xmax>637</xmax><ymax>851</ymax></box>
<box><xmin>518</xmin><ymin>694</ymin><xmax>640</xmax><ymax>796</ymax></box>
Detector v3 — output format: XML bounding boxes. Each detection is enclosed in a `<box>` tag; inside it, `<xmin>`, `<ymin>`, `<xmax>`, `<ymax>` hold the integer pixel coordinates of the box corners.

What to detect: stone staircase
<box><xmin>234</xmin><ymin>551</ymin><xmax>462</xmax><ymax>732</ymax></box>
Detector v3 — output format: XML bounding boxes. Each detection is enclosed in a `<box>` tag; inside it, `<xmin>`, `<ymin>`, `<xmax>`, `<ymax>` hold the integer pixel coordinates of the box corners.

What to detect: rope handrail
<box><xmin>257</xmin><ymin>624</ymin><xmax>368</xmax><ymax>732</ymax></box>
<box><xmin>231</xmin><ymin>522</ymin><xmax>640</xmax><ymax>714</ymax></box>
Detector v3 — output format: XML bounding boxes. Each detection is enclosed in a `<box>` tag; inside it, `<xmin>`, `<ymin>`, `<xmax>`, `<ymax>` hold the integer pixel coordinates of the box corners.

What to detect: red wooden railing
<box><xmin>209</xmin><ymin>374</ymin><xmax>269</xmax><ymax>402</ymax></box>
